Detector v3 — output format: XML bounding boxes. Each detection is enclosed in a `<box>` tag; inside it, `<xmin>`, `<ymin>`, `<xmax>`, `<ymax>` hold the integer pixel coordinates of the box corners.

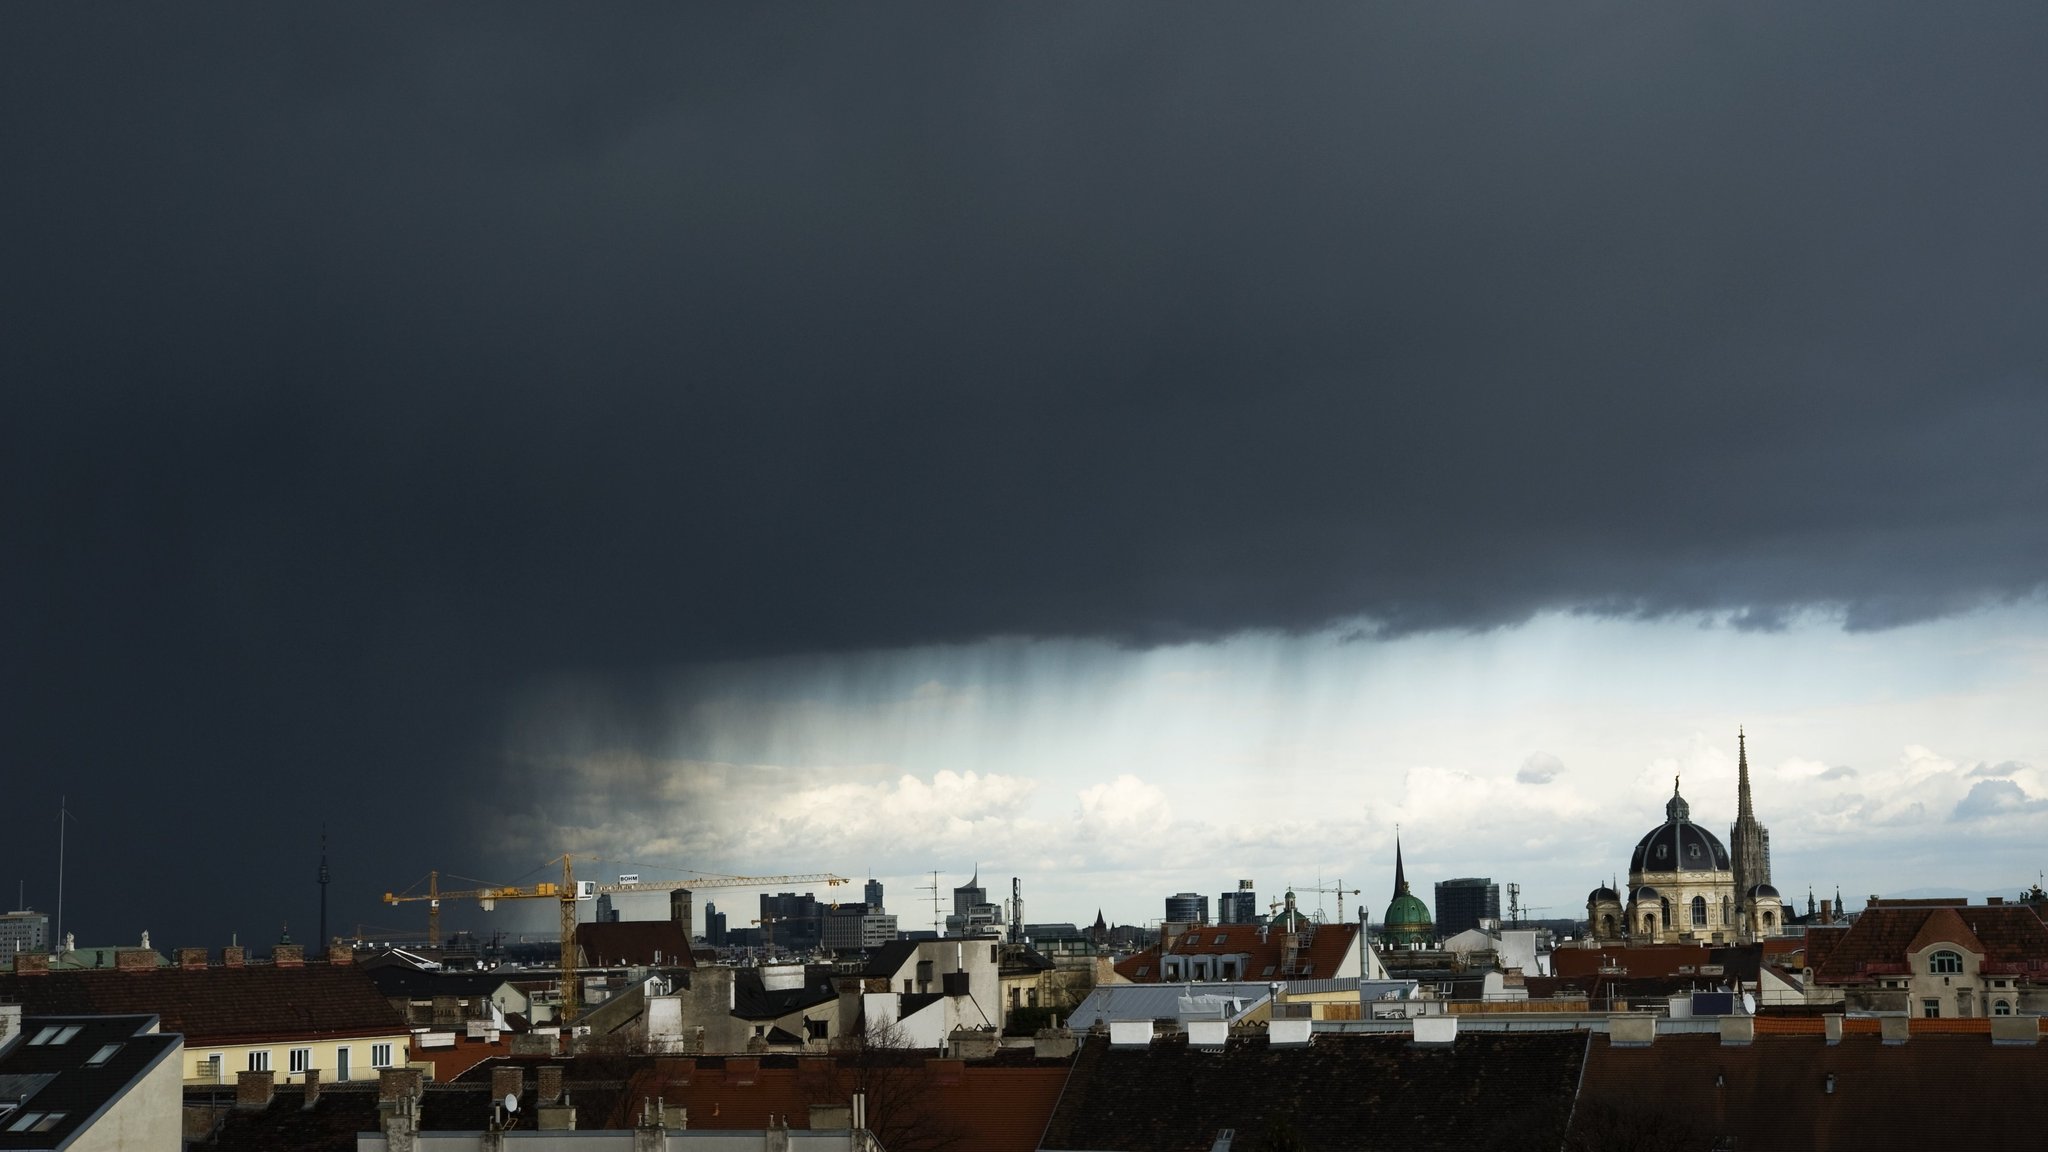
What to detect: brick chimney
<box><xmin>378</xmin><ymin>1067</ymin><xmax>423</xmax><ymax>1102</ymax></box>
<box><xmin>491</xmin><ymin>1065</ymin><xmax>523</xmax><ymax>1103</ymax></box>
<box><xmin>223</xmin><ymin>945</ymin><xmax>246</xmax><ymax>968</ymax></box>
<box><xmin>115</xmin><ymin>948</ymin><xmax>157</xmax><ymax>973</ymax></box>
<box><xmin>301</xmin><ymin>1067</ymin><xmax>323</xmax><ymax>1110</ymax></box>
<box><xmin>537</xmin><ymin>1065</ymin><xmax>564</xmax><ymax>1106</ymax></box>
<box><xmin>177</xmin><ymin>947</ymin><xmax>210</xmax><ymax>970</ymax></box>
<box><xmin>274</xmin><ymin>944</ymin><xmax>306</xmax><ymax>967</ymax></box>
<box><xmin>328</xmin><ymin>942</ymin><xmax>355</xmax><ymax>965</ymax></box>
<box><xmin>237</xmin><ymin>1069</ymin><xmax>277</xmax><ymax>1111</ymax></box>
<box><xmin>11</xmin><ymin>953</ymin><xmax>49</xmax><ymax>976</ymax></box>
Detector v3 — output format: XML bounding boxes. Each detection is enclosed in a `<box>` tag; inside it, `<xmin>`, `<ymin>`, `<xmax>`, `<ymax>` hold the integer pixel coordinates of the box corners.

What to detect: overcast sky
<box><xmin>4</xmin><ymin>4</ymin><xmax>2046</xmax><ymax>949</ymax></box>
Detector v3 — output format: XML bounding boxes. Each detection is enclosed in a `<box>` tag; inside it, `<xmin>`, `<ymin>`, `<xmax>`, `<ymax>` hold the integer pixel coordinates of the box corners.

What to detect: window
<box><xmin>1600</xmin><ymin>914</ymin><xmax>1614</xmax><ymax>936</ymax></box>
<box><xmin>85</xmin><ymin>1044</ymin><xmax>122</xmax><ymax>1067</ymax></box>
<box><xmin>370</xmin><ymin>1044</ymin><xmax>394</xmax><ymax>1069</ymax></box>
<box><xmin>247</xmin><ymin>1051</ymin><xmax>272</xmax><ymax>1072</ymax></box>
<box><xmin>1922</xmin><ymin>999</ymin><xmax>1941</xmax><ymax>1018</ymax></box>
<box><xmin>1763</xmin><ymin>911</ymin><xmax>1776</xmax><ymax>929</ymax></box>
<box><xmin>1929</xmin><ymin>950</ymin><xmax>1963</xmax><ymax>974</ymax></box>
<box><xmin>1995</xmin><ymin>1000</ymin><xmax>2013</xmax><ymax>1016</ymax></box>
<box><xmin>1214</xmin><ymin>934</ymin><xmax>1228</xmax><ymax>945</ymax></box>
<box><xmin>289</xmin><ymin>1048</ymin><xmax>312</xmax><ymax>1075</ymax></box>
<box><xmin>27</xmin><ymin>1025</ymin><xmax>80</xmax><ymax>1046</ymax></box>
<box><xmin>1643</xmin><ymin>914</ymin><xmax>1657</xmax><ymax>933</ymax></box>
<box><xmin>806</xmin><ymin>1018</ymin><xmax>828</xmax><ymax>1040</ymax></box>
<box><xmin>1691</xmin><ymin>896</ymin><xmax>1708</xmax><ymax>928</ymax></box>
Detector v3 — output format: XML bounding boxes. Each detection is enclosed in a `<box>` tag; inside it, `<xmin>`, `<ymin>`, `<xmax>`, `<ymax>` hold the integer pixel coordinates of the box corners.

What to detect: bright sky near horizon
<box><xmin>521</xmin><ymin>602</ymin><xmax>2048</xmax><ymax>935</ymax></box>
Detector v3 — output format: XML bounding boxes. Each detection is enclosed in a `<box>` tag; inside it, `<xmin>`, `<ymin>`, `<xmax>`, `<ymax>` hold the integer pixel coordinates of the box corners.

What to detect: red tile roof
<box><xmin>1811</xmin><ymin>902</ymin><xmax>2048</xmax><ymax>985</ymax></box>
<box><xmin>1113</xmin><ymin>922</ymin><xmax>1361</xmax><ymax>983</ymax></box>
<box><xmin>616</xmin><ymin>1053</ymin><xmax>1071</xmax><ymax>1152</ymax></box>
<box><xmin>576</xmin><ymin>921</ymin><xmax>695</xmax><ymax>968</ymax></box>
<box><xmin>1575</xmin><ymin>1031</ymin><xmax>2048</xmax><ymax>1150</ymax></box>
<box><xmin>0</xmin><ymin>961</ymin><xmax>406</xmax><ymax>1045</ymax></box>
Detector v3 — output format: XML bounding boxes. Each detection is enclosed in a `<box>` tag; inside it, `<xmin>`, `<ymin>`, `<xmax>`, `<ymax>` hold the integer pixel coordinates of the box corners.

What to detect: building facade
<box><xmin>1164</xmin><ymin>893</ymin><xmax>1210</xmax><ymax>925</ymax></box>
<box><xmin>1434</xmin><ymin>878</ymin><xmax>1500</xmax><ymax>937</ymax></box>
<box><xmin>1</xmin><ymin>909</ymin><xmax>50</xmax><ymax>958</ymax></box>
<box><xmin>1218</xmin><ymin>881</ymin><xmax>1259</xmax><ymax>925</ymax></box>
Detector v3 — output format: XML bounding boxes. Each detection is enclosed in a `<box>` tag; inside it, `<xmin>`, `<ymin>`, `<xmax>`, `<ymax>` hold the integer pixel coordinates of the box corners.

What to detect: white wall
<box><xmin>70</xmin><ymin>1036</ymin><xmax>182</xmax><ymax>1152</ymax></box>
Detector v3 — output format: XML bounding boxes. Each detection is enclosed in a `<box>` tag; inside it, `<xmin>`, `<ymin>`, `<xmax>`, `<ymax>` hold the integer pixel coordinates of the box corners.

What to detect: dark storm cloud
<box><xmin>4</xmin><ymin>4</ymin><xmax>2047</xmax><ymax>941</ymax></box>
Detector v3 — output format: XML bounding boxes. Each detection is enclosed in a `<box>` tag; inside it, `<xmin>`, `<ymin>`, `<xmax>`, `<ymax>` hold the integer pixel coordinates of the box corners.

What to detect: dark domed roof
<box><xmin>1633</xmin><ymin>885</ymin><xmax>1661</xmax><ymax>901</ymax></box>
<box><xmin>1630</xmin><ymin>781</ymin><xmax>1730</xmax><ymax>875</ymax></box>
<box><xmin>1747</xmin><ymin>883</ymin><xmax>1780</xmax><ymax>899</ymax></box>
<box><xmin>1588</xmin><ymin>886</ymin><xmax>1620</xmax><ymax>902</ymax></box>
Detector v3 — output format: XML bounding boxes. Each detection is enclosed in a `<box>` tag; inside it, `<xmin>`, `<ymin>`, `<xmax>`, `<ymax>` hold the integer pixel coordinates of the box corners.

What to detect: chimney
<box><xmin>538</xmin><ymin>1065</ymin><xmax>564</xmax><ymax>1106</ymax></box>
<box><xmin>1823</xmin><ymin>1013</ymin><xmax>1844</xmax><ymax>1046</ymax></box>
<box><xmin>378</xmin><ymin>1067</ymin><xmax>424</xmax><ymax>1102</ymax></box>
<box><xmin>274</xmin><ymin>944</ymin><xmax>306</xmax><ymax>967</ymax></box>
<box><xmin>115</xmin><ymin>948</ymin><xmax>157</xmax><ymax>973</ymax></box>
<box><xmin>223</xmin><ymin>945</ymin><xmax>246</xmax><ymax>968</ymax></box>
<box><xmin>1880</xmin><ymin>1015</ymin><xmax>1910</xmax><ymax>1045</ymax></box>
<box><xmin>12</xmin><ymin>953</ymin><xmax>49</xmax><ymax>976</ymax></box>
<box><xmin>328</xmin><ymin>942</ymin><xmax>354</xmax><ymax>965</ymax></box>
<box><xmin>301</xmin><ymin>1067</ymin><xmax>323</xmax><ymax>1110</ymax></box>
<box><xmin>237</xmin><ymin>1069</ymin><xmax>277</xmax><ymax>1111</ymax></box>
<box><xmin>178</xmin><ymin>947</ymin><xmax>210</xmax><ymax>970</ymax></box>
<box><xmin>491</xmin><ymin>1065</ymin><xmax>524</xmax><ymax>1103</ymax></box>
<box><xmin>1819</xmin><ymin>900</ymin><xmax>1832</xmax><ymax>925</ymax></box>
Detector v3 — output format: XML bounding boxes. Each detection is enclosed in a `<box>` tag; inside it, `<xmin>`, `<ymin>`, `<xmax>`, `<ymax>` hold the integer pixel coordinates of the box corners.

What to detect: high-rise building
<box><xmin>759</xmin><ymin>892</ymin><xmax>825</xmax><ymax>952</ymax></box>
<box><xmin>865</xmin><ymin>878</ymin><xmax>885</xmax><ymax>912</ymax></box>
<box><xmin>1164</xmin><ymin>892</ymin><xmax>1210</xmax><ymax>925</ymax></box>
<box><xmin>704</xmin><ymin>901</ymin><xmax>727</xmax><ymax>946</ymax></box>
<box><xmin>1</xmin><ymin>909</ymin><xmax>50</xmax><ymax>957</ymax></box>
<box><xmin>945</xmin><ymin>868</ymin><xmax>1004</xmax><ymax>937</ymax></box>
<box><xmin>1219</xmin><ymin>880</ymin><xmax>1259</xmax><ymax>924</ymax></box>
<box><xmin>1434</xmin><ymin>877</ymin><xmax>1500</xmax><ymax>936</ymax></box>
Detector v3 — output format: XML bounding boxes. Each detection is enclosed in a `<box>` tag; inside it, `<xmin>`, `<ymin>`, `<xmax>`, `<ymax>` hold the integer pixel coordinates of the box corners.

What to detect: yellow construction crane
<box><xmin>385</xmin><ymin>855</ymin><xmax>593</xmax><ymax>1019</ymax></box>
<box><xmin>385</xmin><ymin>861</ymin><xmax>849</xmax><ymax>1022</ymax></box>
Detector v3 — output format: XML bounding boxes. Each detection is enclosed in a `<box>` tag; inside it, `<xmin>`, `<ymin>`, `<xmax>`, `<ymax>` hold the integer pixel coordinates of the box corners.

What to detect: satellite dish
<box><xmin>503</xmin><ymin>1093</ymin><xmax>519</xmax><ymax>1112</ymax></box>
<box><xmin>1741</xmin><ymin>992</ymin><xmax>1757</xmax><ymax>1016</ymax></box>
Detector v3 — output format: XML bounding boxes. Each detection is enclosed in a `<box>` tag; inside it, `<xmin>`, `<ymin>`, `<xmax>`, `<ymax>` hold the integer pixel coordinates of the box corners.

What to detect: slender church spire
<box><xmin>318</xmin><ymin>827</ymin><xmax>330</xmax><ymax>953</ymax></box>
<box><xmin>1737</xmin><ymin>726</ymin><xmax>1755</xmax><ymax>820</ymax></box>
<box><xmin>1392</xmin><ymin>829</ymin><xmax>1409</xmax><ymax>898</ymax></box>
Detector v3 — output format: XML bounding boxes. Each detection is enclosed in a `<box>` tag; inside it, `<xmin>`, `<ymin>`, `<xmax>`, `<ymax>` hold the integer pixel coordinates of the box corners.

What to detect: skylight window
<box><xmin>86</xmin><ymin>1044</ymin><xmax>123</xmax><ymax>1067</ymax></box>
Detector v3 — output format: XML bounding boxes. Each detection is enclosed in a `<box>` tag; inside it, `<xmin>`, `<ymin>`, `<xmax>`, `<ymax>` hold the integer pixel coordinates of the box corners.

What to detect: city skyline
<box><xmin>5</xmin><ymin>4</ymin><xmax>2048</xmax><ymax>948</ymax></box>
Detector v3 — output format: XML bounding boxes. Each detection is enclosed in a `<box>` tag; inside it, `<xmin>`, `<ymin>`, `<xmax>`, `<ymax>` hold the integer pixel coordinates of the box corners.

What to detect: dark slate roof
<box><xmin>362</xmin><ymin>968</ymin><xmax>517</xmax><ymax>1000</ymax></box>
<box><xmin>0</xmin><ymin>963</ymin><xmax>407</xmax><ymax>1045</ymax></box>
<box><xmin>0</xmin><ymin>1015</ymin><xmax>181</xmax><ymax>1151</ymax></box>
<box><xmin>575</xmin><ymin>921</ymin><xmax>694</xmax><ymax>968</ymax></box>
<box><xmin>1552</xmin><ymin>943</ymin><xmax>1761</xmax><ymax>983</ymax></box>
<box><xmin>860</xmin><ymin>940</ymin><xmax>920</xmax><ymax>979</ymax></box>
<box><xmin>1628</xmin><ymin>786</ymin><xmax>1731</xmax><ymax>874</ymax></box>
<box><xmin>1039</xmin><ymin>1031</ymin><xmax>1586</xmax><ymax>1152</ymax></box>
<box><xmin>1575</xmin><ymin>1031</ymin><xmax>2048</xmax><ymax>1152</ymax></box>
<box><xmin>200</xmin><ymin>1054</ymin><xmax>643</xmax><ymax>1152</ymax></box>
<box><xmin>1811</xmin><ymin>900</ymin><xmax>2048</xmax><ymax>985</ymax></box>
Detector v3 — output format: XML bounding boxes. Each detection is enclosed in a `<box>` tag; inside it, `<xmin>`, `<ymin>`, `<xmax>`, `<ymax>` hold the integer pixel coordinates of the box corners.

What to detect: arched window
<box><xmin>1763</xmin><ymin>911</ymin><xmax>1776</xmax><ymax>929</ymax></box>
<box><xmin>1995</xmin><ymin>1000</ymin><xmax>2013</xmax><ymax>1016</ymax></box>
<box><xmin>1692</xmin><ymin>896</ymin><xmax>1708</xmax><ymax>927</ymax></box>
<box><xmin>1644</xmin><ymin>914</ymin><xmax>1657</xmax><ymax>934</ymax></box>
<box><xmin>1600</xmin><ymin>914</ymin><xmax>1615</xmax><ymax>937</ymax></box>
<box><xmin>1929</xmin><ymin>950</ymin><xmax>1963</xmax><ymax>974</ymax></box>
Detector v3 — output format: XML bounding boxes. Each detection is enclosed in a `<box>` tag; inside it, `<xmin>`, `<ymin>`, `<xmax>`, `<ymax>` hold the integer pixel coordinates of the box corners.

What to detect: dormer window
<box><xmin>1929</xmin><ymin>950</ymin><xmax>1963</xmax><ymax>975</ymax></box>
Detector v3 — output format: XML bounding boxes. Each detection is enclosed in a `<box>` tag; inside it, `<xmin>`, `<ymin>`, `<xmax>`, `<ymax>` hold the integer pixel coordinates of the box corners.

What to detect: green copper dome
<box><xmin>1381</xmin><ymin>833</ymin><xmax>1436</xmax><ymax>947</ymax></box>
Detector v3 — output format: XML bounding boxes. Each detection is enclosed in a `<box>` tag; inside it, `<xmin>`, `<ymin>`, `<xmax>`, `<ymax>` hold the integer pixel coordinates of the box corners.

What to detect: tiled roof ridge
<box><xmin>1905</xmin><ymin>906</ymin><xmax>1984</xmax><ymax>956</ymax></box>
